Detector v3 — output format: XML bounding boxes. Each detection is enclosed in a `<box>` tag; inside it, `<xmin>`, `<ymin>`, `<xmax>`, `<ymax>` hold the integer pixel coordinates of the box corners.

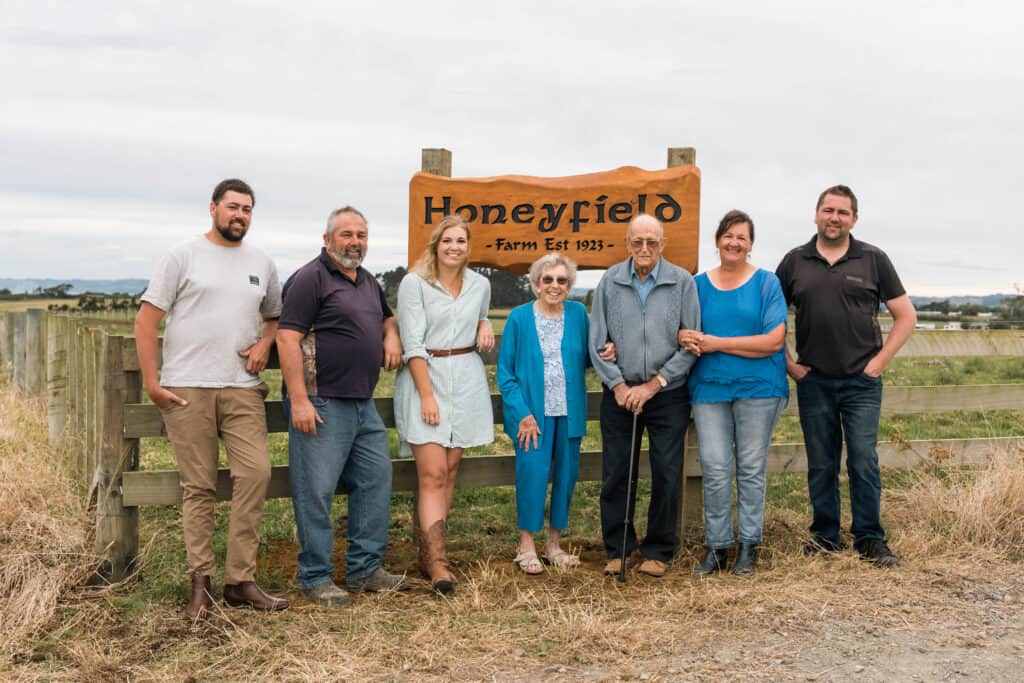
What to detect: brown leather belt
<box><xmin>427</xmin><ymin>346</ymin><xmax>475</xmax><ymax>357</ymax></box>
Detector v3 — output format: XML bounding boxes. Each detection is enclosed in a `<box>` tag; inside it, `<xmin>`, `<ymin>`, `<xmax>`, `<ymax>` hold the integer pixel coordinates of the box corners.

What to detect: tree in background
<box><xmin>375</xmin><ymin>266</ymin><xmax>532</xmax><ymax>309</ymax></box>
<box><xmin>1001</xmin><ymin>286</ymin><xmax>1024</xmax><ymax>326</ymax></box>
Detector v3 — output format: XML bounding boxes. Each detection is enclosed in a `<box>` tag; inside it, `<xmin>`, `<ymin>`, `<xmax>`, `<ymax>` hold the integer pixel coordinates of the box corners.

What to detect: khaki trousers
<box><xmin>159</xmin><ymin>383</ymin><xmax>271</xmax><ymax>584</ymax></box>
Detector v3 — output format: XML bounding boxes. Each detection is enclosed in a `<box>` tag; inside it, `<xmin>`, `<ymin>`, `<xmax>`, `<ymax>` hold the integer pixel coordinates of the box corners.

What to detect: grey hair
<box><xmin>528</xmin><ymin>253</ymin><xmax>578</xmax><ymax>296</ymax></box>
<box><xmin>325</xmin><ymin>206</ymin><xmax>368</xmax><ymax>236</ymax></box>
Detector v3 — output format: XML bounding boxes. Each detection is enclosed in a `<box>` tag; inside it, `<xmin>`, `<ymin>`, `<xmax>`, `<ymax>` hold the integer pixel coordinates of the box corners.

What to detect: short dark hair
<box><xmin>714</xmin><ymin>209</ymin><xmax>754</xmax><ymax>243</ymax></box>
<box><xmin>816</xmin><ymin>184</ymin><xmax>857</xmax><ymax>215</ymax></box>
<box><xmin>211</xmin><ymin>178</ymin><xmax>255</xmax><ymax>206</ymax></box>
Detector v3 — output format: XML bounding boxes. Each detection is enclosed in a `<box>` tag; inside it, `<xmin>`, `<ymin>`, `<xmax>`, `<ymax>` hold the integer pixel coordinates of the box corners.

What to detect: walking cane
<box><xmin>618</xmin><ymin>410</ymin><xmax>640</xmax><ymax>583</ymax></box>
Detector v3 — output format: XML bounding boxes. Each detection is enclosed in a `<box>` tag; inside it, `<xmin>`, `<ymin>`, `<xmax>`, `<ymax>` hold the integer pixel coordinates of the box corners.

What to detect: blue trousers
<box><xmin>693</xmin><ymin>397</ymin><xmax>786</xmax><ymax>548</ymax></box>
<box><xmin>285</xmin><ymin>396</ymin><xmax>392</xmax><ymax>590</ymax></box>
<box><xmin>514</xmin><ymin>415</ymin><xmax>581</xmax><ymax>533</ymax></box>
<box><xmin>797</xmin><ymin>372</ymin><xmax>885</xmax><ymax>547</ymax></box>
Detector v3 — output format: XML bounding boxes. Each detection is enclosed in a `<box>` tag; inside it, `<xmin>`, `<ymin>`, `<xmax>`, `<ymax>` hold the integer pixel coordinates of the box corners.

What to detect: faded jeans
<box><xmin>285</xmin><ymin>396</ymin><xmax>392</xmax><ymax>590</ymax></box>
<box><xmin>693</xmin><ymin>397</ymin><xmax>786</xmax><ymax>548</ymax></box>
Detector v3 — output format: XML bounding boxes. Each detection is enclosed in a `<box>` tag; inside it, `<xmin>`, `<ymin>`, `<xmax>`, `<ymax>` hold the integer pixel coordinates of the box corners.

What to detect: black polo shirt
<box><xmin>279</xmin><ymin>249</ymin><xmax>393</xmax><ymax>399</ymax></box>
<box><xmin>775</xmin><ymin>235</ymin><xmax>905</xmax><ymax>378</ymax></box>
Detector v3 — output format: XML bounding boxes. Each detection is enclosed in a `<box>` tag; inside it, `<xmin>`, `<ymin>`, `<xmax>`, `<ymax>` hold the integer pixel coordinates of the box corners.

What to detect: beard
<box><xmin>328</xmin><ymin>243</ymin><xmax>364</xmax><ymax>270</ymax></box>
<box><xmin>216</xmin><ymin>219</ymin><xmax>248</xmax><ymax>243</ymax></box>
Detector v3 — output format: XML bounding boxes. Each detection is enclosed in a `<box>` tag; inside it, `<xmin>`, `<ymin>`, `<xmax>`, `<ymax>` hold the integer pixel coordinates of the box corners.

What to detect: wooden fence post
<box><xmin>667</xmin><ymin>146</ymin><xmax>702</xmax><ymax>546</ymax></box>
<box><xmin>12</xmin><ymin>311</ymin><xmax>27</xmax><ymax>392</ymax></box>
<box><xmin>421</xmin><ymin>148</ymin><xmax>452</xmax><ymax>177</ymax></box>
<box><xmin>94</xmin><ymin>333</ymin><xmax>139</xmax><ymax>581</ymax></box>
<box><xmin>25</xmin><ymin>308</ymin><xmax>47</xmax><ymax>398</ymax></box>
<box><xmin>0</xmin><ymin>312</ymin><xmax>12</xmax><ymax>382</ymax></box>
<box><xmin>47</xmin><ymin>314</ymin><xmax>69</xmax><ymax>448</ymax></box>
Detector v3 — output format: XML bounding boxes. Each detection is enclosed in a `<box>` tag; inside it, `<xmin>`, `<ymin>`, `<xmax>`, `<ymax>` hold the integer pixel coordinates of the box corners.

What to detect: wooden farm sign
<box><xmin>408</xmin><ymin>165</ymin><xmax>701</xmax><ymax>273</ymax></box>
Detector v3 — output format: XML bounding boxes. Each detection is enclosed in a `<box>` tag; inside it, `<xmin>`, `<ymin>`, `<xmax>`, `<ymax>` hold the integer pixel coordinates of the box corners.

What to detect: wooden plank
<box><xmin>122</xmin><ymin>383</ymin><xmax>1024</xmax><ymax>438</ymax></box>
<box><xmin>93</xmin><ymin>334</ymin><xmax>138</xmax><ymax>580</ymax></box>
<box><xmin>24</xmin><ymin>309</ymin><xmax>46</xmax><ymax>397</ymax></box>
<box><xmin>122</xmin><ymin>436</ymin><xmax>1024</xmax><ymax>507</ymax></box>
<box><xmin>11</xmin><ymin>311</ymin><xmax>26</xmax><ymax>392</ymax></box>
<box><xmin>0</xmin><ymin>313</ymin><xmax>11</xmax><ymax>382</ymax></box>
<box><xmin>47</xmin><ymin>314</ymin><xmax>68</xmax><ymax>447</ymax></box>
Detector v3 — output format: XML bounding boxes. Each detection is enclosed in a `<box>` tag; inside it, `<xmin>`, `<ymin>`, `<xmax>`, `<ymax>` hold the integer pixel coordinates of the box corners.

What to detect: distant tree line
<box><xmin>375</xmin><ymin>267</ymin><xmax>532</xmax><ymax>309</ymax></box>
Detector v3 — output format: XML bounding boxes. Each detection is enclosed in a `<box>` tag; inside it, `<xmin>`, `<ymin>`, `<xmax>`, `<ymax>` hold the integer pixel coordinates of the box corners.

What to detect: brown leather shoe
<box><xmin>223</xmin><ymin>581</ymin><xmax>290</xmax><ymax>612</ymax></box>
<box><xmin>637</xmin><ymin>558</ymin><xmax>667</xmax><ymax>577</ymax></box>
<box><xmin>183</xmin><ymin>574</ymin><xmax>213</xmax><ymax>621</ymax></box>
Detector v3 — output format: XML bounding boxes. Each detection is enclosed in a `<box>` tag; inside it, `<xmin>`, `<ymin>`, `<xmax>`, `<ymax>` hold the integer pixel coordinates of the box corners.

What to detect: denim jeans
<box><xmin>693</xmin><ymin>397</ymin><xmax>786</xmax><ymax>549</ymax></box>
<box><xmin>285</xmin><ymin>396</ymin><xmax>392</xmax><ymax>590</ymax></box>
<box><xmin>599</xmin><ymin>384</ymin><xmax>689</xmax><ymax>562</ymax></box>
<box><xmin>797</xmin><ymin>372</ymin><xmax>885</xmax><ymax>547</ymax></box>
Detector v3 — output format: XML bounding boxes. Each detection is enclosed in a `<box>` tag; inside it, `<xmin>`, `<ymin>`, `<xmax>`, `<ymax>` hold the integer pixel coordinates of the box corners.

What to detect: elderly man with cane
<box><xmin>589</xmin><ymin>213</ymin><xmax>701</xmax><ymax>578</ymax></box>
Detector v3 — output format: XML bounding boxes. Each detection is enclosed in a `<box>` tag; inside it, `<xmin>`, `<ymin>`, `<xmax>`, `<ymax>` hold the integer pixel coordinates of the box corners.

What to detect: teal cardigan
<box><xmin>497</xmin><ymin>300</ymin><xmax>590</xmax><ymax>440</ymax></box>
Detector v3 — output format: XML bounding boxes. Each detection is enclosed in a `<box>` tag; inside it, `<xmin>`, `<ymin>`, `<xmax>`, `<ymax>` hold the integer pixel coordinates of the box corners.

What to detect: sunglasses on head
<box><xmin>541</xmin><ymin>275</ymin><xmax>569</xmax><ymax>286</ymax></box>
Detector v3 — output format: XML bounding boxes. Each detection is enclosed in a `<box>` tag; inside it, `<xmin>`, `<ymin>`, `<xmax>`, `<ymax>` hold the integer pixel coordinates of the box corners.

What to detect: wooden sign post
<box><xmin>410</xmin><ymin>149</ymin><xmax>700</xmax><ymax>273</ymax></box>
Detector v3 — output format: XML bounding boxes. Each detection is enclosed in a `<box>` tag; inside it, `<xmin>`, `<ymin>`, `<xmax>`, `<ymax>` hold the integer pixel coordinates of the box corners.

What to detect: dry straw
<box><xmin>1</xmin><ymin>378</ymin><xmax>1022</xmax><ymax>681</ymax></box>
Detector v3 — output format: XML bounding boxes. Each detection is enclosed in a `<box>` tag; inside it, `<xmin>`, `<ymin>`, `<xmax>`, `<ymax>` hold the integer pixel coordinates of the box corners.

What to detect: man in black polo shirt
<box><xmin>776</xmin><ymin>185</ymin><xmax>916</xmax><ymax>567</ymax></box>
<box><xmin>277</xmin><ymin>205</ymin><xmax>410</xmax><ymax>606</ymax></box>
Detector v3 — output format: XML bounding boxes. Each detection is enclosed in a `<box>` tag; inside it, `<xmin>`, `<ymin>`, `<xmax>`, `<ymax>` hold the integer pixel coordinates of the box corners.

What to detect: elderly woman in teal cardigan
<box><xmin>498</xmin><ymin>254</ymin><xmax>614</xmax><ymax>574</ymax></box>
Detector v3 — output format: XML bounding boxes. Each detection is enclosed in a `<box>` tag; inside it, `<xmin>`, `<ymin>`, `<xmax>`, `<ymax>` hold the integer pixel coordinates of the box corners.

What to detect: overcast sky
<box><xmin>2</xmin><ymin>1</ymin><xmax>1021</xmax><ymax>295</ymax></box>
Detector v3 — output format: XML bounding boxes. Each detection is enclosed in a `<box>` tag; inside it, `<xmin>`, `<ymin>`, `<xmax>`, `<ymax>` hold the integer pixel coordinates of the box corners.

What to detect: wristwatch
<box><xmin>654</xmin><ymin>374</ymin><xmax>668</xmax><ymax>389</ymax></box>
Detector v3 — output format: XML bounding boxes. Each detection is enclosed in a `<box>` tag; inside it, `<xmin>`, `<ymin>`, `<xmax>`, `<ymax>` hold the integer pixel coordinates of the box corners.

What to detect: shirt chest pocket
<box><xmin>841</xmin><ymin>273</ymin><xmax>879</xmax><ymax>313</ymax></box>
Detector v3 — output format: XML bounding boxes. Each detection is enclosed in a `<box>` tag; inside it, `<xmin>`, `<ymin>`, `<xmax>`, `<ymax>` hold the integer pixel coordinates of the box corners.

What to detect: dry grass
<box><xmin>0</xmin><ymin>386</ymin><xmax>93</xmax><ymax>656</ymax></box>
<box><xmin>1</xmin><ymin>380</ymin><xmax>1022</xmax><ymax>680</ymax></box>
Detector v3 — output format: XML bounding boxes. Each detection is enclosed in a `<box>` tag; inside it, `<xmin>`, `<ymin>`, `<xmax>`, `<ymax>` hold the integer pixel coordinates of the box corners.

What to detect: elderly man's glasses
<box><xmin>629</xmin><ymin>238</ymin><xmax>661</xmax><ymax>250</ymax></box>
<box><xmin>541</xmin><ymin>275</ymin><xmax>569</xmax><ymax>286</ymax></box>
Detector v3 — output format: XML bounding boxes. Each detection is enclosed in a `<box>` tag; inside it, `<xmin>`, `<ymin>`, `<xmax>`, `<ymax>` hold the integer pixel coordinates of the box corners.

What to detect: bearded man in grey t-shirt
<box><xmin>135</xmin><ymin>178</ymin><xmax>289</xmax><ymax>620</ymax></box>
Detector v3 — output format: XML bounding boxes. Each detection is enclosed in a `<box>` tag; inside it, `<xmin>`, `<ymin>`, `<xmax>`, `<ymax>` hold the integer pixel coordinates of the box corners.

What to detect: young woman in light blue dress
<box><xmin>394</xmin><ymin>214</ymin><xmax>494</xmax><ymax>593</ymax></box>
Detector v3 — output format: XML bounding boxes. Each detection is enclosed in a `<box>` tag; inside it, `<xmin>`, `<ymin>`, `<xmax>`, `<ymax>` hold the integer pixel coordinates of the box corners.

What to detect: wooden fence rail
<box><xmin>1</xmin><ymin>309</ymin><xmax>1022</xmax><ymax>581</ymax></box>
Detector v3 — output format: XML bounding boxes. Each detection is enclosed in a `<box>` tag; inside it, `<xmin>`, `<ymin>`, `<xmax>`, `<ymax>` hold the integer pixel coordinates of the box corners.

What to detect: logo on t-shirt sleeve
<box><xmin>249</xmin><ymin>275</ymin><xmax>260</xmax><ymax>286</ymax></box>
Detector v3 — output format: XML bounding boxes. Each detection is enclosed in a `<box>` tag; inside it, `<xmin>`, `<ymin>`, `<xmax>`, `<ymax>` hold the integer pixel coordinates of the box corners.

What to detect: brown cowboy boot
<box><xmin>183</xmin><ymin>574</ymin><xmax>214</xmax><ymax>621</ymax></box>
<box><xmin>418</xmin><ymin>520</ymin><xmax>456</xmax><ymax>595</ymax></box>
<box><xmin>223</xmin><ymin>581</ymin><xmax>290</xmax><ymax>612</ymax></box>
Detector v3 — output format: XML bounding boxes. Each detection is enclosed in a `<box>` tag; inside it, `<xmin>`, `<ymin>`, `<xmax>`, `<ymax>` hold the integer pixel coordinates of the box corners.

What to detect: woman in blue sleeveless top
<box><xmin>679</xmin><ymin>210</ymin><xmax>788</xmax><ymax>575</ymax></box>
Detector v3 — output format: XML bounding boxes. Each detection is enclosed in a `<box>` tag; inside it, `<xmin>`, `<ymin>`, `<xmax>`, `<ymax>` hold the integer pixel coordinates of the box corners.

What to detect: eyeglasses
<box><xmin>629</xmin><ymin>238</ymin><xmax>661</xmax><ymax>250</ymax></box>
<box><xmin>540</xmin><ymin>275</ymin><xmax>569</xmax><ymax>286</ymax></box>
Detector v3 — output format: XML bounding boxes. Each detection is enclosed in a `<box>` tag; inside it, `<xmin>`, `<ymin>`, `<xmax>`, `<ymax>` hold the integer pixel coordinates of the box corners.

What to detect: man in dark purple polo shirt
<box><xmin>277</xmin><ymin>206</ymin><xmax>409</xmax><ymax>606</ymax></box>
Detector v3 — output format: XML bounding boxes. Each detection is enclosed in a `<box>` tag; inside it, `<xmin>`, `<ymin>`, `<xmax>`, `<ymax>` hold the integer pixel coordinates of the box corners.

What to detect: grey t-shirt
<box><xmin>141</xmin><ymin>236</ymin><xmax>282</xmax><ymax>388</ymax></box>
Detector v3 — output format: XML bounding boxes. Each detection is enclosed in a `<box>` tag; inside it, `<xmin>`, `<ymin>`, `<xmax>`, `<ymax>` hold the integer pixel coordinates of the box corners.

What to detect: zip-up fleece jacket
<box><xmin>588</xmin><ymin>257</ymin><xmax>701</xmax><ymax>392</ymax></box>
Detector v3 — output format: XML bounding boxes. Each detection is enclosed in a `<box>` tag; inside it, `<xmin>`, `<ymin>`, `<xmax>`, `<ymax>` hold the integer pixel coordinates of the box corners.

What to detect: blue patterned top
<box><xmin>533</xmin><ymin>306</ymin><xmax>568</xmax><ymax>416</ymax></box>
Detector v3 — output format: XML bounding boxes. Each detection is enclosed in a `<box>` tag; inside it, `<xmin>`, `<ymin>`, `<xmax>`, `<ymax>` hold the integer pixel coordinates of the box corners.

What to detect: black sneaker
<box><xmin>856</xmin><ymin>539</ymin><xmax>900</xmax><ymax>568</ymax></box>
<box><xmin>802</xmin><ymin>538</ymin><xmax>847</xmax><ymax>556</ymax></box>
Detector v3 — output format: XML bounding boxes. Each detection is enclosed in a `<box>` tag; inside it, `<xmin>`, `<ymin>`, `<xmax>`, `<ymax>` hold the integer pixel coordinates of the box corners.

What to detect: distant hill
<box><xmin>0</xmin><ymin>278</ymin><xmax>149</xmax><ymax>295</ymax></box>
<box><xmin>1</xmin><ymin>278</ymin><xmax>1016</xmax><ymax>308</ymax></box>
<box><xmin>909</xmin><ymin>294</ymin><xmax>1016</xmax><ymax>309</ymax></box>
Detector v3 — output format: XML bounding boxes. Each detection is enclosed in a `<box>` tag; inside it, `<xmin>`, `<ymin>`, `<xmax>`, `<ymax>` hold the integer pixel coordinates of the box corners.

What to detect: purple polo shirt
<box><xmin>279</xmin><ymin>249</ymin><xmax>393</xmax><ymax>399</ymax></box>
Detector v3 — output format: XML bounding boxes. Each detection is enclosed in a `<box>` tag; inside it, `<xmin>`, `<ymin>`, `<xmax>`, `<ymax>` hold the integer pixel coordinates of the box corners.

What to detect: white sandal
<box><xmin>513</xmin><ymin>550</ymin><xmax>544</xmax><ymax>575</ymax></box>
<box><xmin>542</xmin><ymin>547</ymin><xmax>580</xmax><ymax>568</ymax></box>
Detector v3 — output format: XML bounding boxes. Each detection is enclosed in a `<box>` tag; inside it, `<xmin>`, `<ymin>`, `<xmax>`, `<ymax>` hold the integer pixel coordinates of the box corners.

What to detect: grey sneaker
<box><xmin>347</xmin><ymin>567</ymin><xmax>412</xmax><ymax>593</ymax></box>
<box><xmin>302</xmin><ymin>581</ymin><xmax>352</xmax><ymax>606</ymax></box>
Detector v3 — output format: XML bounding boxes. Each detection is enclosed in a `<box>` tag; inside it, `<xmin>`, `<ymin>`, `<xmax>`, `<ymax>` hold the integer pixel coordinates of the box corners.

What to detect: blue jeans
<box><xmin>797</xmin><ymin>372</ymin><xmax>885</xmax><ymax>547</ymax></box>
<box><xmin>693</xmin><ymin>397</ymin><xmax>786</xmax><ymax>548</ymax></box>
<box><xmin>285</xmin><ymin>396</ymin><xmax>392</xmax><ymax>590</ymax></box>
<box><xmin>514</xmin><ymin>415</ymin><xmax>582</xmax><ymax>533</ymax></box>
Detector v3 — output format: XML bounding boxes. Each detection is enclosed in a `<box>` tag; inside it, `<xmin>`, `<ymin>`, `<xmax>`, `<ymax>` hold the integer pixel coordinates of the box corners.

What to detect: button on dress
<box><xmin>394</xmin><ymin>270</ymin><xmax>495</xmax><ymax>455</ymax></box>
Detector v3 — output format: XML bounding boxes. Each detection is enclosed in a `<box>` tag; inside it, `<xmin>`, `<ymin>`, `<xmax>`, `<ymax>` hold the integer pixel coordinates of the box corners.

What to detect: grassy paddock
<box><xmin>2</xmin><ymin>350</ymin><xmax>1024</xmax><ymax>679</ymax></box>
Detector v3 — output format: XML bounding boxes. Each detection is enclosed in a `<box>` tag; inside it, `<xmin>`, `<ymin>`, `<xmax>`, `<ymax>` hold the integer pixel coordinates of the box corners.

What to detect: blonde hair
<box><xmin>413</xmin><ymin>214</ymin><xmax>471</xmax><ymax>283</ymax></box>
